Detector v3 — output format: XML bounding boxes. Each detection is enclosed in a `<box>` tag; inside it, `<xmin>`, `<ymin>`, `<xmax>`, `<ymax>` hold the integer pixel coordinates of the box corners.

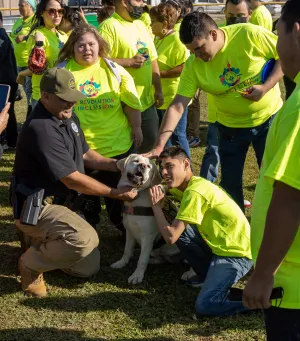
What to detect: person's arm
<box><xmin>123</xmin><ymin>105</ymin><xmax>143</xmax><ymax>148</ymax></box>
<box><xmin>83</xmin><ymin>148</ymin><xmax>118</xmax><ymax>172</ymax></box>
<box><xmin>152</xmin><ymin>59</ymin><xmax>164</xmax><ymax>108</ymax></box>
<box><xmin>111</xmin><ymin>54</ymin><xmax>146</xmax><ymax>68</ymax></box>
<box><xmin>160</xmin><ymin>64</ymin><xmax>184</xmax><ymax>79</ymax></box>
<box><xmin>0</xmin><ymin>103</ymin><xmax>10</xmax><ymax>135</ymax></box>
<box><xmin>243</xmin><ymin>60</ymin><xmax>283</xmax><ymax>102</ymax></box>
<box><xmin>144</xmin><ymin>94</ymin><xmax>191</xmax><ymax>157</ymax></box>
<box><xmin>243</xmin><ymin>181</ymin><xmax>300</xmax><ymax>310</ymax></box>
<box><xmin>149</xmin><ymin>185</ymin><xmax>186</xmax><ymax>244</ymax></box>
<box><xmin>60</xmin><ymin>171</ymin><xmax>138</xmax><ymax>201</ymax></box>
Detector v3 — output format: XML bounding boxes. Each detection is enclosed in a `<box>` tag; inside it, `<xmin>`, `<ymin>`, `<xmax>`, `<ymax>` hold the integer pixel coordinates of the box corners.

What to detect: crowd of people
<box><xmin>0</xmin><ymin>0</ymin><xmax>299</xmax><ymax>339</ymax></box>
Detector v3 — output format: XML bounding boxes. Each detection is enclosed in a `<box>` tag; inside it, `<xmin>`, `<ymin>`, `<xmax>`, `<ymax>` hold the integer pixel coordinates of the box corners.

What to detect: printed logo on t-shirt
<box><xmin>136</xmin><ymin>40</ymin><xmax>150</xmax><ymax>65</ymax></box>
<box><xmin>71</xmin><ymin>122</ymin><xmax>79</xmax><ymax>133</ymax></box>
<box><xmin>79</xmin><ymin>78</ymin><xmax>101</xmax><ymax>97</ymax></box>
<box><xmin>219</xmin><ymin>62</ymin><xmax>241</xmax><ymax>88</ymax></box>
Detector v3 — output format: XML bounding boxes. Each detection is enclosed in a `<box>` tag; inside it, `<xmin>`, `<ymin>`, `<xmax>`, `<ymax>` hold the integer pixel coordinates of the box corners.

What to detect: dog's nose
<box><xmin>139</xmin><ymin>163</ymin><xmax>146</xmax><ymax>170</ymax></box>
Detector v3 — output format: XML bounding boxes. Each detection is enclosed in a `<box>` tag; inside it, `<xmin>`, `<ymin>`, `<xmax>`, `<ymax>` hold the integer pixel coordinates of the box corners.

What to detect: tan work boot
<box><xmin>18</xmin><ymin>258</ymin><xmax>47</xmax><ymax>297</ymax></box>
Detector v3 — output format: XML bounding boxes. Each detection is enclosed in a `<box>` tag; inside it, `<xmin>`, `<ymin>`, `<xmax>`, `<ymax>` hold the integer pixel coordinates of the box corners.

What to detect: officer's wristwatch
<box><xmin>35</xmin><ymin>40</ymin><xmax>44</xmax><ymax>47</ymax></box>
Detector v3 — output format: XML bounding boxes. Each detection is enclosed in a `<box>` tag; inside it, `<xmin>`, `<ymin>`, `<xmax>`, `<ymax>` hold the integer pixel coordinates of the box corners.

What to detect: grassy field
<box><xmin>0</xmin><ymin>86</ymin><xmax>285</xmax><ymax>341</ymax></box>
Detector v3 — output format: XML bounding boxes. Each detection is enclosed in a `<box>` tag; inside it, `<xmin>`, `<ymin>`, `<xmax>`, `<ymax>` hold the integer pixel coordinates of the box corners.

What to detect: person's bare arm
<box><xmin>60</xmin><ymin>171</ymin><xmax>137</xmax><ymax>201</ymax></box>
<box><xmin>160</xmin><ymin>64</ymin><xmax>184</xmax><ymax>79</ymax></box>
<box><xmin>0</xmin><ymin>103</ymin><xmax>10</xmax><ymax>135</ymax></box>
<box><xmin>152</xmin><ymin>59</ymin><xmax>164</xmax><ymax>108</ymax></box>
<box><xmin>83</xmin><ymin>148</ymin><xmax>118</xmax><ymax>172</ymax></box>
<box><xmin>123</xmin><ymin>105</ymin><xmax>143</xmax><ymax>148</ymax></box>
<box><xmin>144</xmin><ymin>94</ymin><xmax>191</xmax><ymax>158</ymax></box>
<box><xmin>243</xmin><ymin>181</ymin><xmax>300</xmax><ymax>309</ymax></box>
<box><xmin>111</xmin><ymin>54</ymin><xmax>146</xmax><ymax>68</ymax></box>
<box><xmin>149</xmin><ymin>185</ymin><xmax>186</xmax><ymax>244</ymax></box>
<box><xmin>243</xmin><ymin>60</ymin><xmax>283</xmax><ymax>102</ymax></box>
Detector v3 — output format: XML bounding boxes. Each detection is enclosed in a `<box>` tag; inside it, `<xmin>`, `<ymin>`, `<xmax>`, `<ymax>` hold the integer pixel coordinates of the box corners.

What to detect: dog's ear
<box><xmin>151</xmin><ymin>162</ymin><xmax>162</xmax><ymax>186</ymax></box>
<box><xmin>116</xmin><ymin>157</ymin><xmax>127</xmax><ymax>172</ymax></box>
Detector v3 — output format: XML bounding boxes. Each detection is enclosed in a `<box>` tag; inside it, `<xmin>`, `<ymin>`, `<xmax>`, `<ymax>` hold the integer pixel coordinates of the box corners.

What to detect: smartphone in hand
<box><xmin>0</xmin><ymin>84</ymin><xmax>11</xmax><ymax>112</ymax></box>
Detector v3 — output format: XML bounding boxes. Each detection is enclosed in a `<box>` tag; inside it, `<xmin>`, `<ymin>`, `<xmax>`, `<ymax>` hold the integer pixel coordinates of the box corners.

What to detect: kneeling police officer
<box><xmin>11</xmin><ymin>67</ymin><xmax>137</xmax><ymax>297</ymax></box>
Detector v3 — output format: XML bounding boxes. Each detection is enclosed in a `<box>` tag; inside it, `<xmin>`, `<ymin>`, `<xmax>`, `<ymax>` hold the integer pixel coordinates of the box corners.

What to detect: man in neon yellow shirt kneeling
<box><xmin>150</xmin><ymin>146</ymin><xmax>253</xmax><ymax>316</ymax></box>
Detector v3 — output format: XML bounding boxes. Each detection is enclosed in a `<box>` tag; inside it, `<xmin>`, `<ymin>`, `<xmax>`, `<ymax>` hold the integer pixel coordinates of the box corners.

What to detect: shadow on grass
<box><xmin>0</xmin><ymin>244</ymin><xmax>20</xmax><ymax>296</ymax></box>
<box><xmin>0</xmin><ymin>328</ymin><xmax>176</xmax><ymax>341</ymax></box>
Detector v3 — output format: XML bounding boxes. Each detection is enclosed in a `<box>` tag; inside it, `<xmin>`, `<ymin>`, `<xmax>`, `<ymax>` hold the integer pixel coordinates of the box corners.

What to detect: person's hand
<box><xmin>0</xmin><ymin>103</ymin><xmax>10</xmax><ymax>135</ymax></box>
<box><xmin>149</xmin><ymin>185</ymin><xmax>164</xmax><ymax>206</ymax></box>
<box><xmin>17</xmin><ymin>74</ymin><xmax>25</xmax><ymax>85</ymax></box>
<box><xmin>16</xmin><ymin>35</ymin><xmax>25</xmax><ymax>43</ymax></box>
<box><xmin>110</xmin><ymin>187</ymin><xmax>138</xmax><ymax>201</ymax></box>
<box><xmin>242</xmin><ymin>85</ymin><xmax>267</xmax><ymax>102</ymax></box>
<box><xmin>154</xmin><ymin>91</ymin><xmax>164</xmax><ymax>108</ymax></box>
<box><xmin>242</xmin><ymin>271</ymin><xmax>274</xmax><ymax>310</ymax></box>
<box><xmin>132</xmin><ymin>126</ymin><xmax>143</xmax><ymax>148</ymax></box>
<box><xmin>130</xmin><ymin>54</ymin><xmax>146</xmax><ymax>68</ymax></box>
<box><xmin>34</xmin><ymin>31</ymin><xmax>45</xmax><ymax>43</ymax></box>
<box><xmin>142</xmin><ymin>146</ymin><xmax>163</xmax><ymax>159</ymax></box>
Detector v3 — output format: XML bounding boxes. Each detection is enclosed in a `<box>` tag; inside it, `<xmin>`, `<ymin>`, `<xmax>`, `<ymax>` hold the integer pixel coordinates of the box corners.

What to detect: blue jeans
<box><xmin>176</xmin><ymin>225</ymin><xmax>253</xmax><ymax>316</ymax></box>
<box><xmin>17</xmin><ymin>66</ymin><xmax>32</xmax><ymax>107</ymax></box>
<box><xmin>217</xmin><ymin>115</ymin><xmax>276</xmax><ymax>211</ymax></box>
<box><xmin>157</xmin><ymin>108</ymin><xmax>191</xmax><ymax>159</ymax></box>
<box><xmin>200</xmin><ymin>123</ymin><xmax>220</xmax><ymax>182</ymax></box>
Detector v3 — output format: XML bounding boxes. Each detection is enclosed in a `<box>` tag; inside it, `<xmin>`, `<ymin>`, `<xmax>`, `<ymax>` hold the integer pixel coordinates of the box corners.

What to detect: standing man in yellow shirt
<box><xmin>249</xmin><ymin>0</ymin><xmax>273</xmax><ymax>31</ymax></box>
<box><xmin>99</xmin><ymin>0</ymin><xmax>164</xmax><ymax>154</ymax></box>
<box><xmin>146</xmin><ymin>12</ymin><xmax>283</xmax><ymax>211</ymax></box>
<box><xmin>149</xmin><ymin>146</ymin><xmax>252</xmax><ymax>316</ymax></box>
<box><xmin>243</xmin><ymin>0</ymin><xmax>300</xmax><ymax>339</ymax></box>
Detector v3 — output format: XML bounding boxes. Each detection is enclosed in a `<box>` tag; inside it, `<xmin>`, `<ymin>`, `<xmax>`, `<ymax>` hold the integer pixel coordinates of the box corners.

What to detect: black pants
<box><xmin>83</xmin><ymin>145</ymin><xmax>134</xmax><ymax>231</ymax></box>
<box><xmin>264</xmin><ymin>306</ymin><xmax>300</xmax><ymax>341</ymax></box>
<box><xmin>1</xmin><ymin>82</ymin><xmax>18</xmax><ymax>147</ymax></box>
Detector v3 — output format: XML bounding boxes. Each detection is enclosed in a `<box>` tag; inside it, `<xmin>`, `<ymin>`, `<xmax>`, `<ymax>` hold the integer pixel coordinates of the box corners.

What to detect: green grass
<box><xmin>0</xmin><ymin>85</ymin><xmax>285</xmax><ymax>341</ymax></box>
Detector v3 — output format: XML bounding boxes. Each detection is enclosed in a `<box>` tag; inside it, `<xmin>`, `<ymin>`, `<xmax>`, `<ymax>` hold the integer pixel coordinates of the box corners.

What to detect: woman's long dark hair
<box><xmin>28</xmin><ymin>0</ymin><xmax>64</xmax><ymax>35</ymax></box>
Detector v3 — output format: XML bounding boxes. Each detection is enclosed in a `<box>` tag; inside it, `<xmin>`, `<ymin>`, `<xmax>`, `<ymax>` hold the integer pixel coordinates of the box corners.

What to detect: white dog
<box><xmin>110</xmin><ymin>154</ymin><xmax>179</xmax><ymax>284</ymax></box>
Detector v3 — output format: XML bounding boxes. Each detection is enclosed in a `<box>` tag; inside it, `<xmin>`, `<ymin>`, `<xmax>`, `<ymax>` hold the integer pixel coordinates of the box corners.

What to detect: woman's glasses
<box><xmin>44</xmin><ymin>8</ymin><xmax>65</xmax><ymax>16</ymax></box>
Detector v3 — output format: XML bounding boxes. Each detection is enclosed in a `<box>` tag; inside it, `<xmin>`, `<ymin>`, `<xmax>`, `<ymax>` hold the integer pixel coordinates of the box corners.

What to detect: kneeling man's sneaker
<box><xmin>18</xmin><ymin>258</ymin><xmax>47</xmax><ymax>297</ymax></box>
<box><xmin>185</xmin><ymin>275</ymin><xmax>203</xmax><ymax>288</ymax></box>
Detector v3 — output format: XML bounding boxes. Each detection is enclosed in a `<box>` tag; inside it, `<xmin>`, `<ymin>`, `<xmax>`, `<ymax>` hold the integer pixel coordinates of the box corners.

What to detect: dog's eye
<box><xmin>147</xmin><ymin>165</ymin><xmax>150</xmax><ymax>168</ymax></box>
<box><xmin>133</xmin><ymin>160</ymin><xmax>139</xmax><ymax>163</ymax></box>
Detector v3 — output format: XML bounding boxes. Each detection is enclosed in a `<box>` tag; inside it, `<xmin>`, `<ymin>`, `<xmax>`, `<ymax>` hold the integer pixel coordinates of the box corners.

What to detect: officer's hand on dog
<box><xmin>110</xmin><ymin>187</ymin><xmax>138</xmax><ymax>201</ymax></box>
<box><xmin>149</xmin><ymin>185</ymin><xmax>165</xmax><ymax>207</ymax></box>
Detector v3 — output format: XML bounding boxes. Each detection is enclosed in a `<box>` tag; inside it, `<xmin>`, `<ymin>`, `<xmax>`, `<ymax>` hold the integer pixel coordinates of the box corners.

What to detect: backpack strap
<box><xmin>103</xmin><ymin>58</ymin><xmax>121</xmax><ymax>85</ymax></box>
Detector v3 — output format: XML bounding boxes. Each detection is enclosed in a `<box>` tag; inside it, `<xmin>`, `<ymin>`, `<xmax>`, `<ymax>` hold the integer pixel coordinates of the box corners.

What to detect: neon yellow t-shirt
<box><xmin>10</xmin><ymin>15</ymin><xmax>35</xmax><ymax>67</ymax></box>
<box><xmin>66</xmin><ymin>58</ymin><xmax>142</xmax><ymax>157</ymax></box>
<box><xmin>99</xmin><ymin>12</ymin><xmax>158</xmax><ymax>112</ymax></box>
<box><xmin>27</xmin><ymin>27</ymin><xmax>68</xmax><ymax>101</ymax></box>
<box><xmin>174</xmin><ymin>20</ymin><xmax>181</xmax><ymax>32</ymax></box>
<box><xmin>154</xmin><ymin>32</ymin><xmax>189</xmax><ymax>109</ymax></box>
<box><xmin>177</xmin><ymin>23</ymin><xmax>282</xmax><ymax>128</ymax></box>
<box><xmin>250</xmin><ymin>5</ymin><xmax>273</xmax><ymax>31</ymax></box>
<box><xmin>251</xmin><ymin>73</ymin><xmax>300</xmax><ymax>309</ymax></box>
<box><xmin>170</xmin><ymin>176</ymin><xmax>252</xmax><ymax>258</ymax></box>
<box><xmin>207</xmin><ymin>93</ymin><xmax>217</xmax><ymax>123</ymax></box>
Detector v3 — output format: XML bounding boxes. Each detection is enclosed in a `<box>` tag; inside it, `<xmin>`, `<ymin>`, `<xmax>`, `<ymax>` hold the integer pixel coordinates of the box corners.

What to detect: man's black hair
<box><xmin>225</xmin><ymin>0</ymin><xmax>251</xmax><ymax>11</ymax></box>
<box><xmin>179</xmin><ymin>12</ymin><xmax>218</xmax><ymax>44</ymax></box>
<box><xmin>0</xmin><ymin>11</ymin><xmax>2</xmax><ymax>22</ymax></box>
<box><xmin>281</xmin><ymin>0</ymin><xmax>300</xmax><ymax>33</ymax></box>
<box><xmin>159</xmin><ymin>146</ymin><xmax>190</xmax><ymax>161</ymax></box>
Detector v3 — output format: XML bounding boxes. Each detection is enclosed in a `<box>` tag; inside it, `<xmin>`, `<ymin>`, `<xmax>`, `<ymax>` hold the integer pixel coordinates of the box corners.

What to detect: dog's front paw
<box><xmin>128</xmin><ymin>271</ymin><xmax>144</xmax><ymax>284</ymax></box>
<box><xmin>181</xmin><ymin>267</ymin><xmax>197</xmax><ymax>281</ymax></box>
<box><xmin>110</xmin><ymin>259</ymin><xmax>128</xmax><ymax>269</ymax></box>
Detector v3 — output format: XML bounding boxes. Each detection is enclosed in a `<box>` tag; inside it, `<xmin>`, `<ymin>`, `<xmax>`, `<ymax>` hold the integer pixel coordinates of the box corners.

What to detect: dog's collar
<box><xmin>123</xmin><ymin>205</ymin><xmax>154</xmax><ymax>216</ymax></box>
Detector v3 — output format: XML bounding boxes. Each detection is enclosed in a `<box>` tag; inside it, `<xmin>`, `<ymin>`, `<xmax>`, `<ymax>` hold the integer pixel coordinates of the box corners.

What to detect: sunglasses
<box><xmin>44</xmin><ymin>8</ymin><xmax>65</xmax><ymax>16</ymax></box>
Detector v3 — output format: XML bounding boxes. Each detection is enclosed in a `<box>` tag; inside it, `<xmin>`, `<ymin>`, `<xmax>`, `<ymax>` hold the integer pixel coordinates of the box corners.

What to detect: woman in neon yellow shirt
<box><xmin>57</xmin><ymin>24</ymin><xmax>142</xmax><ymax>233</ymax></box>
<box><xmin>25</xmin><ymin>0</ymin><xmax>68</xmax><ymax>109</ymax></box>
<box><xmin>150</xmin><ymin>3</ymin><xmax>190</xmax><ymax>158</ymax></box>
<box><xmin>10</xmin><ymin>0</ymin><xmax>36</xmax><ymax>114</ymax></box>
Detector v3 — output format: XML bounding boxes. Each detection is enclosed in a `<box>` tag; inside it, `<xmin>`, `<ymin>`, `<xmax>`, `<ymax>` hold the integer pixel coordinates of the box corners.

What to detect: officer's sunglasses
<box><xmin>44</xmin><ymin>8</ymin><xmax>65</xmax><ymax>16</ymax></box>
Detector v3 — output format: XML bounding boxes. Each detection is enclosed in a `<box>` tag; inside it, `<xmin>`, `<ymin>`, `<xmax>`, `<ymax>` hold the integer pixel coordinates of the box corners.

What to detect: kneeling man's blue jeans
<box><xmin>176</xmin><ymin>225</ymin><xmax>253</xmax><ymax>316</ymax></box>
